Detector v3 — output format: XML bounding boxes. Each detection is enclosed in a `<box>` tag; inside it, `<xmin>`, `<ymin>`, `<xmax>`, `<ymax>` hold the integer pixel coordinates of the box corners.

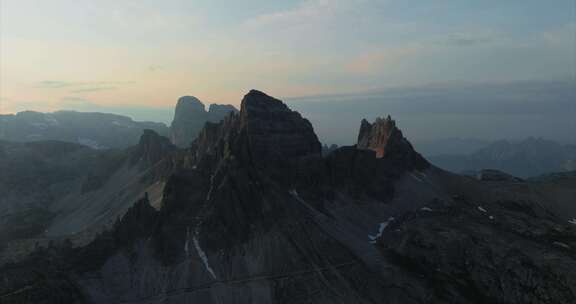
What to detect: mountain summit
<box><xmin>239</xmin><ymin>90</ymin><xmax>321</xmax><ymax>161</ymax></box>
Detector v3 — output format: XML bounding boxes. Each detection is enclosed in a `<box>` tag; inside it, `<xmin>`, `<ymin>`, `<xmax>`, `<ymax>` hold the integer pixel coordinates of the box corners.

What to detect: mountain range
<box><xmin>0</xmin><ymin>90</ymin><xmax>574</xmax><ymax>303</ymax></box>
<box><xmin>429</xmin><ymin>137</ymin><xmax>576</xmax><ymax>178</ymax></box>
<box><xmin>0</xmin><ymin>97</ymin><xmax>236</xmax><ymax>149</ymax></box>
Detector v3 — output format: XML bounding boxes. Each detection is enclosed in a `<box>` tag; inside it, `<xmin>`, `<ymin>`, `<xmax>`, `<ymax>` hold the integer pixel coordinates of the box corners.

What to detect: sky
<box><xmin>0</xmin><ymin>0</ymin><xmax>575</xmax><ymax>127</ymax></box>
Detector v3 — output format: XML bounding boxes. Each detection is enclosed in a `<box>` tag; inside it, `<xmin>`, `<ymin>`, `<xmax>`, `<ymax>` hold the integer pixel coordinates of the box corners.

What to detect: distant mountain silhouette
<box><xmin>0</xmin><ymin>110</ymin><xmax>169</xmax><ymax>149</ymax></box>
<box><xmin>287</xmin><ymin>79</ymin><xmax>576</xmax><ymax>146</ymax></box>
<box><xmin>429</xmin><ymin>137</ymin><xmax>576</xmax><ymax>177</ymax></box>
<box><xmin>0</xmin><ymin>97</ymin><xmax>238</xmax><ymax>150</ymax></box>
<box><xmin>170</xmin><ymin>96</ymin><xmax>237</xmax><ymax>147</ymax></box>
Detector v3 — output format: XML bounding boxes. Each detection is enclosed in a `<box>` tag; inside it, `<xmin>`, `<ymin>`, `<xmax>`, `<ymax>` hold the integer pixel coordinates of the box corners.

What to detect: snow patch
<box><xmin>420</xmin><ymin>207</ymin><xmax>433</xmax><ymax>212</ymax></box>
<box><xmin>184</xmin><ymin>227</ymin><xmax>190</xmax><ymax>256</ymax></box>
<box><xmin>568</xmin><ymin>219</ymin><xmax>576</xmax><ymax>225</ymax></box>
<box><xmin>193</xmin><ymin>236</ymin><xmax>217</xmax><ymax>279</ymax></box>
<box><xmin>409</xmin><ymin>172</ymin><xmax>425</xmax><ymax>183</ymax></box>
<box><xmin>553</xmin><ymin>241</ymin><xmax>571</xmax><ymax>249</ymax></box>
<box><xmin>477</xmin><ymin>206</ymin><xmax>487</xmax><ymax>213</ymax></box>
<box><xmin>44</xmin><ymin>115</ymin><xmax>60</xmax><ymax>126</ymax></box>
<box><xmin>111</xmin><ymin>120</ymin><xmax>132</xmax><ymax>127</ymax></box>
<box><xmin>368</xmin><ymin>217</ymin><xmax>395</xmax><ymax>244</ymax></box>
<box><xmin>31</xmin><ymin>122</ymin><xmax>49</xmax><ymax>129</ymax></box>
<box><xmin>416</xmin><ymin>171</ymin><xmax>427</xmax><ymax>178</ymax></box>
<box><xmin>78</xmin><ymin>138</ymin><xmax>102</xmax><ymax>149</ymax></box>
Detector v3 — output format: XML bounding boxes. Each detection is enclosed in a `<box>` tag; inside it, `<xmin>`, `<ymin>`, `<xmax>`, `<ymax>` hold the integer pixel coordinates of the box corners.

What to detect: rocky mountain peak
<box><xmin>208</xmin><ymin>104</ymin><xmax>238</xmax><ymax>122</ymax></box>
<box><xmin>174</xmin><ymin>96</ymin><xmax>205</xmax><ymax>117</ymax></box>
<box><xmin>240</xmin><ymin>90</ymin><xmax>288</xmax><ymax>118</ymax></box>
<box><xmin>170</xmin><ymin>96</ymin><xmax>236</xmax><ymax>147</ymax></box>
<box><xmin>133</xmin><ymin>129</ymin><xmax>176</xmax><ymax>165</ymax></box>
<box><xmin>357</xmin><ymin>115</ymin><xmax>429</xmax><ymax>170</ymax></box>
<box><xmin>357</xmin><ymin>115</ymin><xmax>397</xmax><ymax>158</ymax></box>
<box><xmin>239</xmin><ymin>89</ymin><xmax>321</xmax><ymax>161</ymax></box>
<box><xmin>191</xmin><ymin>90</ymin><xmax>321</xmax><ymax>167</ymax></box>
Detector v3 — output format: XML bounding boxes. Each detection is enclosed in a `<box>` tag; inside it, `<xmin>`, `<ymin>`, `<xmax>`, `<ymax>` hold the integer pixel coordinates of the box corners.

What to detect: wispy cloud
<box><xmin>541</xmin><ymin>22</ymin><xmax>576</xmax><ymax>46</ymax></box>
<box><xmin>439</xmin><ymin>33</ymin><xmax>495</xmax><ymax>47</ymax></box>
<box><xmin>36</xmin><ymin>81</ymin><xmax>80</xmax><ymax>88</ymax></box>
<box><xmin>243</xmin><ymin>0</ymin><xmax>340</xmax><ymax>28</ymax></box>
<box><xmin>70</xmin><ymin>86</ymin><xmax>117</xmax><ymax>93</ymax></box>
<box><xmin>36</xmin><ymin>80</ymin><xmax>131</xmax><ymax>88</ymax></box>
<box><xmin>59</xmin><ymin>97</ymin><xmax>101</xmax><ymax>109</ymax></box>
<box><xmin>35</xmin><ymin>80</ymin><xmax>131</xmax><ymax>93</ymax></box>
<box><xmin>241</xmin><ymin>0</ymin><xmax>371</xmax><ymax>34</ymax></box>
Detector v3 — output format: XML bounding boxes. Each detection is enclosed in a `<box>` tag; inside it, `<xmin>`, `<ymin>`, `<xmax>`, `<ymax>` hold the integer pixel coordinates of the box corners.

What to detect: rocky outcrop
<box><xmin>190</xmin><ymin>90</ymin><xmax>321</xmax><ymax>168</ymax></box>
<box><xmin>170</xmin><ymin>96</ymin><xmax>207</xmax><ymax>147</ymax></box>
<box><xmin>376</xmin><ymin>197</ymin><xmax>576</xmax><ymax>303</ymax></box>
<box><xmin>357</xmin><ymin>115</ymin><xmax>429</xmax><ymax>170</ymax></box>
<box><xmin>208</xmin><ymin>104</ymin><xmax>237</xmax><ymax>122</ymax></box>
<box><xmin>170</xmin><ymin>96</ymin><xmax>237</xmax><ymax>147</ymax></box>
<box><xmin>321</xmin><ymin>143</ymin><xmax>339</xmax><ymax>156</ymax></box>
<box><xmin>239</xmin><ymin>90</ymin><xmax>321</xmax><ymax>162</ymax></box>
<box><xmin>131</xmin><ymin>129</ymin><xmax>176</xmax><ymax>166</ymax></box>
<box><xmin>357</xmin><ymin>115</ymin><xmax>396</xmax><ymax>158</ymax></box>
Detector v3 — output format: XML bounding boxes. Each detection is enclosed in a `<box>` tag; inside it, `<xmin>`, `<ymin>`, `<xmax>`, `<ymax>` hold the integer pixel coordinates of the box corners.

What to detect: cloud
<box><xmin>440</xmin><ymin>33</ymin><xmax>494</xmax><ymax>47</ymax></box>
<box><xmin>240</xmin><ymin>0</ymin><xmax>375</xmax><ymax>37</ymax></box>
<box><xmin>541</xmin><ymin>22</ymin><xmax>576</xmax><ymax>46</ymax></box>
<box><xmin>59</xmin><ymin>97</ymin><xmax>102</xmax><ymax>110</ymax></box>
<box><xmin>36</xmin><ymin>80</ymin><xmax>131</xmax><ymax>89</ymax></box>
<box><xmin>70</xmin><ymin>87</ymin><xmax>117</xmax><ymax>93</ymax></box>
<box><xmin>242</xmin><ymin>0</ymin><xmax>344</xmax><ymax>28</ymax></box>
<box><xmin>37</xmin><ymin>81</ymin><xmax>80</xmax><ymax>88</ymax></box>
<box><xmin>35</xmin><ymin>80</ymin><xmax>131</xmax><ymax>93</ymax></box>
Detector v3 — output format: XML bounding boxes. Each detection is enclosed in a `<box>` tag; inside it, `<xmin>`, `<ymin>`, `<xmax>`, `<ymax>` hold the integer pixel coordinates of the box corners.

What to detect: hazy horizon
<box><xmin>1</xmin><ymin>0</ymin><xmax>575</xmax><ymax>145</ymax></box>
<box><xmin>2</xmin><ymin>78</ymin><xmax>575</xmax><ymax>148</ymax></box>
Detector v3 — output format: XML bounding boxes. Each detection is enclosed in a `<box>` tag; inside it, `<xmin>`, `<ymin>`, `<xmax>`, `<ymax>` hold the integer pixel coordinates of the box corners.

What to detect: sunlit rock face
<box><xmin>357</xmin><ymin>115</ymin><xmax>429</xmax><ymax>171</ymax></box>
<box><xmin>357</xmin><ymin>116</ymin><xmax>396</xmax><ymax>158</ymax></box>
